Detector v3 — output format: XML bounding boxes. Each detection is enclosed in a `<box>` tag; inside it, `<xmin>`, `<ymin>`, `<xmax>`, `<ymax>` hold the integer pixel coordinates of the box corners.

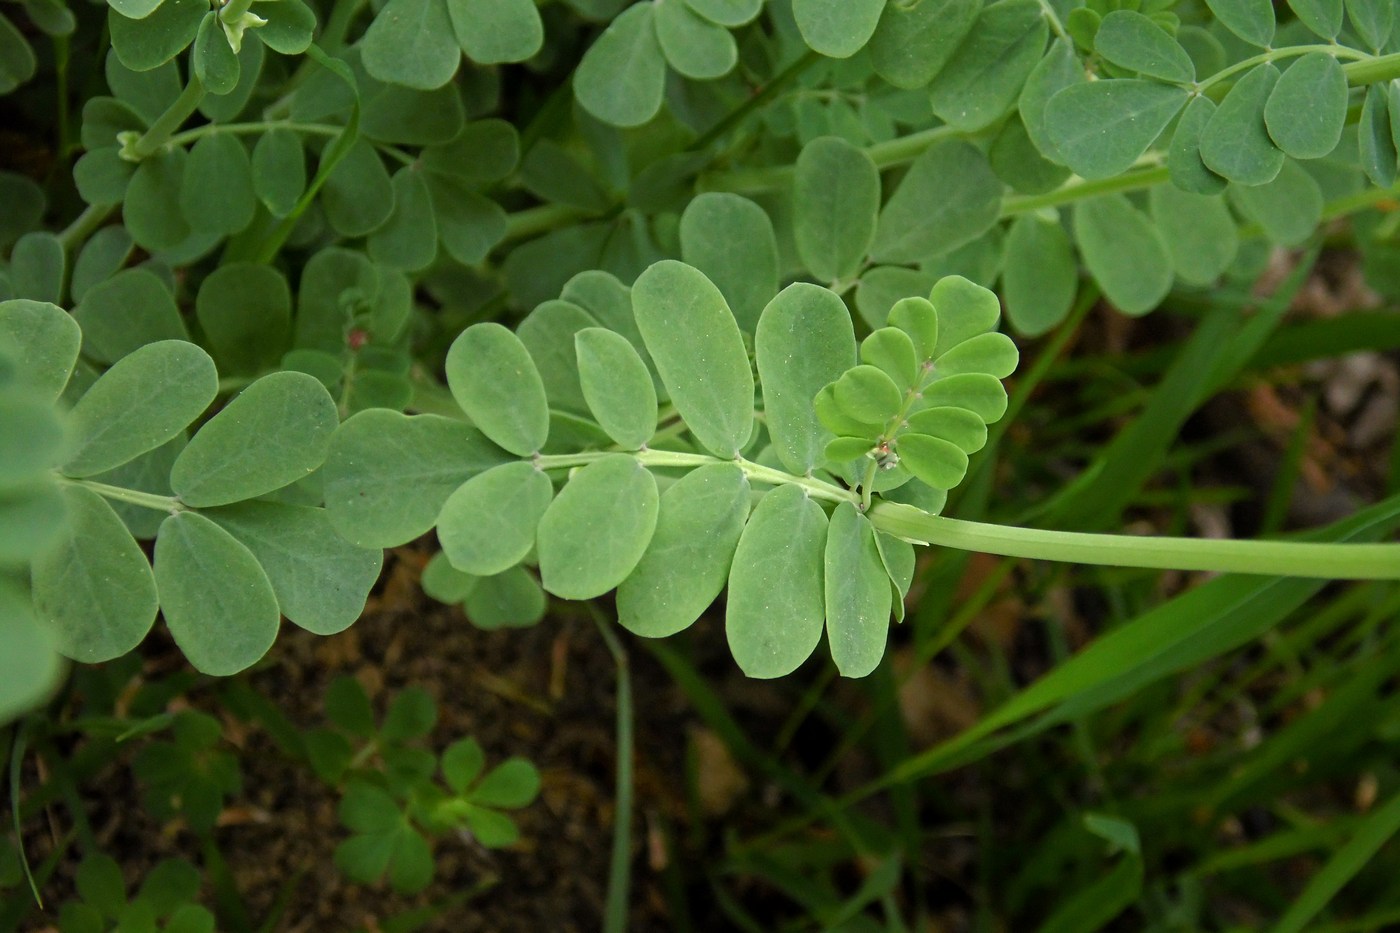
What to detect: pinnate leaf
<box><xmin>170</xmin><ymin>372</ymin><xmax>338</xmax><ymax>507</ymax></box>
<box><xmin>155</xmin><ymin>511</ymin><xmax>280</xmax><ymax>675</ymax></box>
<box><xmin>437</xmin><ymin>462</ymin><xmax>552</xmax><ymax>576</ymax></box>
<box><xmin>63</xmin><ymin>340</ymin><xmax>217</xmax><ymax>477</ymax></box>
<box><xmin>726</xmin><ymin>484</ymin><xmax>828</xmax><ymax>679</ymax></box>
<box><xmin>446</xmin><ymin>323</ymin><xmax>550</xmax><ymax>457</ymax></box>
<box><xmin>537</xmin><ymin>455</ymin><xmax>658</xmax><ymax>600</ymax></box>
<box><xmin>633</xmin><ymin>260</ymin><xmax>754</xmax><ymax>458</ymax></box>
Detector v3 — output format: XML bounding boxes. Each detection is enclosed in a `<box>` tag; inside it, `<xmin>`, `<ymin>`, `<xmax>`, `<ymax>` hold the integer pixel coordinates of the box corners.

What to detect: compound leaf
<box><xmin>633</xmin><ymin>260</ymin><xmax>754</xmax><ymax>458</ymax></box>
<box><xmin>30</xmin><ymin>485</ymin><xmax>158</xmax><ymax>662</ymax></box>
<box><xmin>155</xmin><ymin>511</ymin><xmax>280</xmax><ymax>676</ymax></box>
<box><xmin>755</xmin><ymin>283</ymin><xmax>857</xmax><ymax>475</ymax></box>
<box><xmin>170</xmin><ymin>371</ymin><xmax>338</xmax><ymax>507</ymax></box>
<box><xmin>437</xmin><ymin>461</ymin><xmax>552</xmax><ymax>576</ymax></box>
<box><xmin>726</xmin><ymin>484</ymin><xmax>828</xmax><ymax>679</ymax></box>
<box><xmin>208</xmin><ymin>500</ymin><xmax>383</xmax><ymax>636</ymax></box>
<box><xmin>537</xmin><ymin>454</ymin><xmax>659</xmax><ymax>600</ymax></box>
<box><xmin>576</xmin><ymin>327</ymin><xmax>657</xmax><ymax>449</ymax></box>
<box><xmin>323</xmin><ymin>409</ymin><xmax>510</xmax><ymax>547</ymax></box>
<box><xmin>824</xmin><ymin>502</ymin><xmax>892</xmax><ymax>678</ymax></box>
<box><xmin>617</xmin><ymin>462</ymin><xmax>750</xmax><ymax>638</ymax></box>
<box><xmin>63</xmin><ymin>340</ymin><xmax>217</xmax><ymax>477</ymax></box>
<box><xmin>446</xmin><ymin>323</ymin><xmax>550</xmax><ymax>457</ymax></box>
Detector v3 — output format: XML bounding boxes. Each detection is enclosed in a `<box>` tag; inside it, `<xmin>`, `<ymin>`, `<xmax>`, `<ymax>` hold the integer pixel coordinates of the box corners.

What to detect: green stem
<box><xmin>1034</xmin><ymin>0</ymin><xmax>1070</xmax><ymax>43</ymax></box>
<box><xmin>1195</xmin><ymin>43</ymin><xmax>1372</xmax><ymax>94</ymax></box>
<box><xmin>1001</xmin><ymin>165</ymin><xmax>1170</xmax><ymax>217</ymax></box>
<box><xmin>168</xmin><ymin>120</ymin><xmax>342</xmax><ymax>148</ymax></box>
<box><xmin>590</xmin><ymin>609</ymin><xmax>633</xmax><ymax>933</ymax></box>
<box><xmin>502</xmin><ymin>203</ymin><xmax>596</xmax><ymax>242</ymax></box>
<box><xmin>1341</xmin><ymin>50</ymin><xmax>1400</xmax><ymax>86</ymax></box>
<box><xmin>59</xmin><ymin>476</ymin><xmax>183</xmax><ymax>513</ymax></box>
<box><xmin>129</xmin><ymin>76</ymin><xmax>206</xmax><ymax>160</ymax></box>
<box><xmin>535</xmin><ymin>450</ymin><xmax>859</xmax><ymax>504</ymax></box>
<box><xmin>868</xmin><ymin>501</ymin><xmax>1400</xmax><ymax>579</ymax></box>
<box><xmin>56</xmin><ymin>203</ymin><xmax>117</xmax><ymax>252</ymax></box>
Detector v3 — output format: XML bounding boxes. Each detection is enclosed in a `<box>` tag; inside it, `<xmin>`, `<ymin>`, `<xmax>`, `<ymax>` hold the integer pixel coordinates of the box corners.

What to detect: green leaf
<box><xmin>1045</xmin><ymin>80</ymin><xmax>1188</xmax><ymax>180</ymax></box>
<box><xmin>832</xmin><ymin>365</ymin><xmax>903</xmax><ymax>424</ymax></box>
<box><xmin>0</xmin><ymin>480</ymin><xmax>66</xmax><ymax>565</ymax></box>
<box><xmin>125</xmin><ymin>148</ymin><xmax>191</xmax><ymax>251</ymax></box>
<box><xmin>155</xmin><ymin>510</ymin><xmax>280</xmax><ymax>675</ymax></box>
<box><xmin>0</xmin><ymin>12</ymin><xmax>36</xmax><ymax>95</ymax></box>
<box><xmin>1072</xmin><ymin>194</ymin><xmax>1172</xmax><ymax>316</ymax></box>
<box><xmin>368</xmin><ymin>166</ymin><xmax>439</xmax><ymax>272</ymax></box>
<box><xmin>193</xmin><ymin>13</ymin><xmax>239</xmax><ymax>94</ymax></box>
<box><xmin>362</xmin><ymin>80</ymin><xmax>464</xmax><ymax>147</ymax></box>
<box><xmin>109</xmin><ymin>0</ymin><xmax>204</xmax><ymax>71</ymax></box>
<box><xmin>1263</xmin><ymin>53</ymin><xmax>1347</xmax><ymax>160</ymax></box>
<box><xmin>576</xmin><ymin>327</ymin><xmax>657</xmax><ymax>449</ymax></box>
<box><xmin>9</xmin><ymin>232</ymin><xmax>65</xmax><ymax>304</ymax></box>
<box><xmin>251</xmin><ymin>129</ymin><xmax>306</xmax><ymax>217</ymax></box>
<box><xmin>0</xmin><ymin>390</ymin><xmax>63</xmax><ymax>485</ymax></box>
<box><xmin>633</xmin><ymin>260</ymin><xmax>754</xmax><ymax>458</ymax></box>
<box><xmin>437</xmin><ymin>462</ymin><xmax>553</xmax><ymax>576</ymax></box>
<box><xmin>1345</xmin><ymin>0</ymin><xmax>1392</xmax><ymax>48</ymax></box>
<box><xmin>678</xmin><ymin>192</ymin><xmax>778</xmax><ymax>333</ymax></box>
<box><xmin>897</xmin><ymin>433</ymin><xmax>968</xmax><ymax>489</ymax></box>
<box><xmin>31</xmin><ymin>485</ymin><xmax>158</xmax><ymax>662</ymax></box>
<box><xmin>1288</xmin><ymin>0</ymin><xmax>1342</xmax><ymax>37</ymax></box>
<box><xmin>1229</xmin><ymin>160</ymin><xmax>1323</xmax><ymax>248</ymax></box>
<box><xmin>927</xmin><ymin>0</ymin><xmax>1047</xmax><ymax>132</ymax></box>
<box><xmin>448</xmin><ymin>0</ymin><xmax>543</xmax><ymax>64</ymax></box>
<box><xmin>868</xmin><ymin>0</ymin><xmax>979</xmax><ymax>90</ymax></box>
<box><xmin>1148</xmin><ymin>186</ymin><xmax>1237</xmax><ymax>285</ymax></box>
<box><xmin>1359</xmin><ymin>83</ymin><xmax>1397</xmax><ymax>188</ymax></box>
<box><xmin>1200</xmin><ymin>63</ymin><xmax>1285</xmax><ymax>186</ymax></box>
<box><xmin>427</xmin><ymin>174</ymin><xmax>507</xmax><ymax>264</ymax></box>
<box><xmin>861</xmin><ymin>327</ymin><xmax>919</xmax><ymax>390</ymax></box>
<box><xmin>616</xmin><ymin>462</ymin><xmax>750</xmax><ymax>638</ymax></box>
<box><xmin>361</xmin><ymin>0</ymin><xmax>460</xmax><ymax>90</ymax></box>
<box><xmin>63</xmin><ymin>340</ymin><xmax>217</xmax><ymax>477</ymax></box>
<box><xmin>207</xmin><ymin>500</ymin><xmax>382</xmax><ymax>636</ymax></box>
<box><xmin>516</xmin><ymin>299</ymin><xmax>599</xmax><ymax>416</ymax></box>
<box><xmin>855</xmin><ymin>267</ymin><xmax>937</xmax><ymax>329</ymax></box>
<box><xmin>383</xmin><ymin>687</ymin><xmax>436</xmax><ymax>740</ymax></box>
<box><xmin>446</xmin><ymin>322</ymin><xmax>550</xmax><ymax>457</ymax></box>
<box><xmin>421</xmin><ymin>119</ymin><xmax>519</xmax><ymax>186</ymax></box>
<box><xmin>793</xmin><ymin>136</ymin><xmax>880</xmax><ymax>282</ymax></box>
<box><xmin>871</xmin><ymin>141</ymin><xmax>1001</xmax><ymax>264</ymax></box>
<box><xmin>1205</xmin><ymin>0</ymin><xmax>1274</xmax><ymax>45</ymax></box>
<box><xmin>441</xmin><ymin>737</ymin><xmax>485</xmax><ymax>791</ymax></box>
<box><xmin>170</xmin><ymin>372</ymin><xmax>337</xmax><ymax>507</ymax></box>
<box><xmin>824</xmin><ymin>502</ymin><xmax>892</xmax><ymax>678</ymax></box>
<box><xmin>537</xmin><ymin>454</ymin><xmax>659</xmax><ymax>600</ymax></box>
<box><xmin>258</xmin><ymin>0</ymin><xmax>316</xmax><ymax>54</ymax></box>
<box><xmin>108</xmin><ymin>0</ymin><xmax>162</xmax><ymax>18</ymax></box>
<box><xmin>654</xmin><ymin>0</ymin><xmax>736</xmax><ymax>80</ymax></box>
<box><xmin>91</xmin><ymin>433</ymin><xmax>184</xmax><ymax>539</ymax></box>
<box><xmin>520</xmin><ymin>140</ymin><xmax>610</xmax><ymax>211</ymax></box>
<box><xmin>574</xmin><ymin>3</ymin><xmax>666</xmax><ymax>127</ymax></box>
<box><xmin>1018</xmin><ymin>38</ymin><xmax>1082</xmax><ymax>164</ymax></box>
<box><xmin>324</xmin><ymin>410</ymin><xmax>509</xmax><ymax>547</ymax></box>
<box><xmin>1167</xmin><ymin>94</ymin><xmax>1227</xmax><ymax>195</ymax></box>
<box><xmin>463</xmin><ymin>566</ymin><xmax>545</xmax><ymax>629</ymax></box>
<box><xmin>887</xmin><ymin>296</ymin><xmax>938</xmax><ymax>362</ymax></box>
<box><xmin>726</xmin><ymin>484</ymin><xmax>828</xmax><ymax>679</ymax></box>
<box><xmin>71</xmin><ymin>226</ymin><xmax>134</xmax><ymax>302</ymax></box>
<box><xmin>473</xmin><ymin>757</ymin><xmax>540</xmax><ymax>807</ymax></box>
<box><xmin>0</xmin><ymin>299</ymin><xmax>81</xmax><ymax>402</ymax></box>
<box><xmin>875</xmin><ymin>530</ymin><xmax>915</xmax><ymax>613</ymax></box>
<box><xmin>71</xmin><ymin>269</ymin><xmax>187</xmax><ymax>365</ymax></box>
<box><xmin>755</xmin><ymin>283</ymin><xmax>857</xmax><ymax>475</ymax></box>
<box><xmin>1002</xmin><ymin>214</ymin><xmax>1076</xmax><ymax>337</ymax></box>
<box><xmin>792</xmin><ymin>0</ymin><xmax>884</xmax><ymax>59</ymax></box>
<box><xmin>929</xmin><ymin>274</ymin><xmax>1001</xmax><ymax>357</ymax></box>
<box><xmin>905</xmin><ymin>406</ymin><xmax>988</xmax><ymax>453</ymax></box>
<box><xmin>321</xmin><ymin>139</ymin><xmax>394</xmax><ymax>237</ymax></box>
<box><xmin>682</xmin><ymin>0</ymin><xmax>760</xmax><ymax>27</ymax></box>
<box><xmin>183</xmin><ymin>134</ymin><xmax>258</xmax><ymax>237</ymax></box>
<box><xmin>199</xmin><ymin>36</ymin><xmax>264</xmax><ymax>121</ymax></box>
<box><xmin>989</xmin><ymin>117</ymin><xmax>1071</xmax><ymax>194</ymax></box>
<box><xmin>74</xmin><ymin>147</ymin><xmax>135</xmax><ymax>206</ymax></box>
<box><xmin>195</xmin><ymin>263</ymin><xmax>292</xmax><ymax>375</ymax></box>
<box><xmin>1093</xmin><ymin>10</ymin><xmax>1193</xmax><ymax>84</ymax></box>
